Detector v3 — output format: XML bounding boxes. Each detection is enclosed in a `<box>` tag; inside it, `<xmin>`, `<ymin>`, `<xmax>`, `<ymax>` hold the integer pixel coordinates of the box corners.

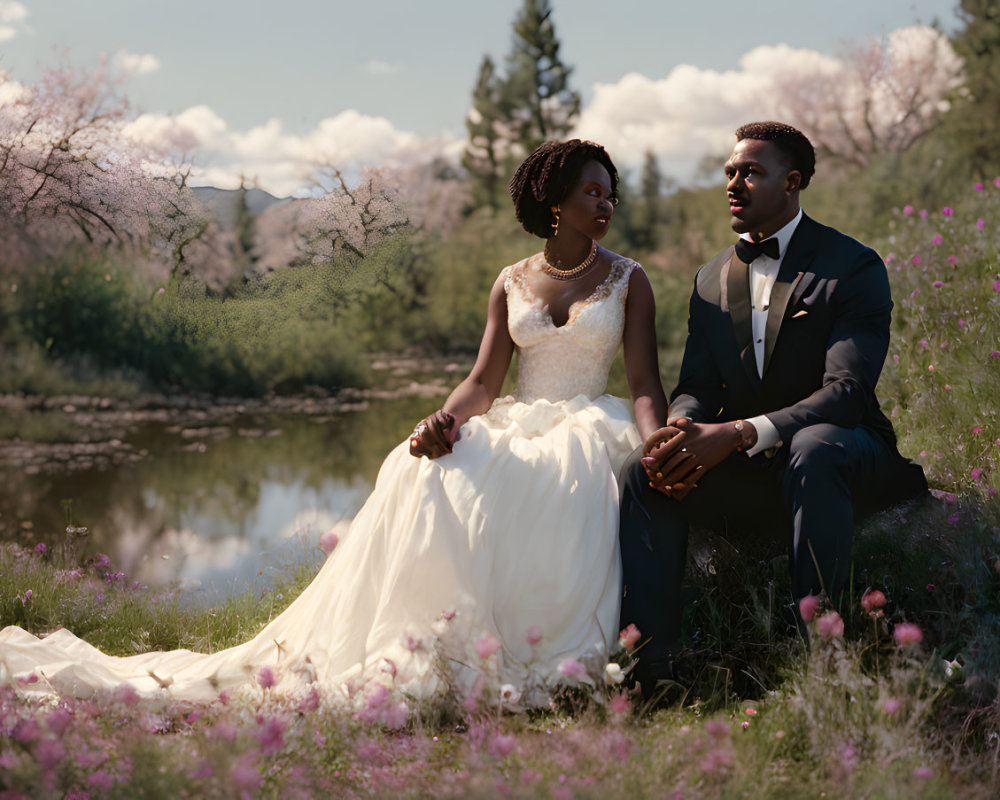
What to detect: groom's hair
<box><xmin>509</xmin><ymin>139</ymin><xmax>619</xmax><ymax>238</ymax></box>
<box><xmin>735</xmin><ymin>122</ymin><xmax>816</xmax><ymax>190</ymax></box>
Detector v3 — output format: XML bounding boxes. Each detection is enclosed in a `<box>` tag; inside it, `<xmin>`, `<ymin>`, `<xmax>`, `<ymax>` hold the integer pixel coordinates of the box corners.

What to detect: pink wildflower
<box><xmin>913</xmin><ymin>767</ymin><xmax>933</xmax><ymax>780</ymax></box>
<box><xmin>993</xmin><ymin>281</ymin><xmax>1000</xmax><ymax>292</ymax></box>
<box><xmin>928</xmin><ymin>365</ymin><xmax>935</xmax><ymax>372</ymax></box>
<box><xmin>525</xmin><ymin>625</ymin><xmax>543</xmax><ymax>645</ymax></box>
<box><xmin>619</xmin><ymin>623</ymin><xmax>641</xmax><ymax>651</ymax></box>
<box><xmin>35</xmin><ymin>736</ymin><xmax>65</xmax><ymax>770</ymax></box>
<box><xmin>488</xmin><ymin>733</ymin><xmax>517</xmax><ymax>758</ymax></box>
<box><xmin>256</xmin><ymin>666</ymin><xmax>277</xmax><ymax>689</ymax></box>
<box><xmin>913</xmin><ymin>256</ymin><xmax>922</xmax><ymax>265</ymax></box>
<box><xmin>942</xmin><ymin>206</ymin><xmax>954</xmax><ymax>216</ymax></box>
<box><xmin>910</xmin><ymin>288</ymin><xmax>920</xmax><ymax>297</ymax></box>
<box><xmin>46</xmin><ymin>708</ymin><xmax>72</xmax><ymax>738</ymax></box>
<box><xmin>319</xmin><ymin>529</ymin><xmax>339</xmax><ymax>553</ymax></box>
<box><xmin>861</xmin><ymin>588</ymin><xmax>887</xmax><ymax>613</ymax></box>
<box><xmin>946</xmin><ymin>493</ymin><xmax>957</xmax><ymax>502</ymax></box>
<box><xmin>993</xmin><ymin>351</ymin><xmax>1000</xmax><ymax>358</ymax></box>
<box><xmin>947</xmin><ymin>256</ymin><xmax>958</xmax><ymax>264</ymax></box>
<box><xmin>932</xmin><ymin>281</ymin><xmax>944</xmax><ymax>288</ymax></box>
<box><xmin>971</xmin><ymin>468</ymin><xmax>983</xmax><ymax>480</ymax></box>
<box><xmin>112</xmin><ymin>684</ymin><xmax>140</xmax><ymax>706</ymax></box>
<box><xmin>609</xmin><ymin>693</ymin><xmax>630</xmax><ymax>715</ymax></box>
<box><xmin>958</xmin><ymin>319</ymin><xmax>967</xmax><ymax>328</ymax></box>
<box><xmin>475</xmin><ymin>634</ymin><xmax>501</xmax><ymax>659</ymax></box>
<box><xmin>816</xmin><ymin>611</ymin><xmax>844</xmax><ymax>638</ymax></box>
<box><xmin>903</xmin><ymin>204</ymin><xmax>914</xmax><ymax>215</ymax></box>
<box><xmin>977</xmin><ymin>218</ymin><xmax>986</xmax><ymax>229</ymax></box>
<box><xmin>974</xmin><ymin>183</ymin><xmax>984</xmax><ymax>191</ymax></box>
<box><xmin>883</xmin><ymin>698</ymin><xmax>901</xmax><ymax>714</ymax></box>
<box><xmin>948</xmin><ymin>512</ymin><xmax>962</xmax><ymax>524</ymax></box>
<box><xmin>34</xmin><ymin>543</ymin><xmax>46</xmax><ymax>554</ymax></box>
<box><xmin>230</xmin><ymin>755</ymin><xmax>262</xmax><ymax>794</ymax></box>
<box><xmin>919</xmin><ymin>209</ymin><xmax>928</xmax><ymax>218</ymax></box>
<box><xmin>799</xmin><ymin>594</ymin><xmax>820</xmax><ymax>622</ymax></box>
<box><xmin>931</xmin><ymin>234</ymin><xmax>943</xmax><ymax>245</ymax></box>
<box><xmin>742</xmin><ymin>720</ymin><xmax>750</xmax><ymax>729</ymax></box>
<box><xmin>918</xmin><ymin>338</ymin><xmax>928</xmax><ymax>348</ymax></box>
<box><xmin>558</xmin><ymin>658</ymin><xmax>589</xmax><ymax>682</ymax></box>
<box><xmin>745</xmin><ymin>707</ymin><xmax>757</xmax><ymax>715</ymax></box>
<box><xmin>894</xmin><ymin>623</ymin><xmax>923</xmax><ymax>645</ymax></box>
<box><xmin>973</xmin><ymin>427</ymin><xmax>983</xmax><ymax>433</ymax></box>
<box><xmin>994</xmin><ymin>177</ymin><xmax>1000</xmax><ymax>188</ymax></box>
<box><xmin>256</xmin><ymin>716</ymin><xmax>287</xmax><ymax>754</ymax></box>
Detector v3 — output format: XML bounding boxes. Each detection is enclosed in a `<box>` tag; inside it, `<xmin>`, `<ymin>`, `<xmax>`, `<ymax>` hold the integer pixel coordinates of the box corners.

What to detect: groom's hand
<box><xmin>642</xmin><ymin>418</ymin><xmax>702</xmax><ymax>499</ymax></box>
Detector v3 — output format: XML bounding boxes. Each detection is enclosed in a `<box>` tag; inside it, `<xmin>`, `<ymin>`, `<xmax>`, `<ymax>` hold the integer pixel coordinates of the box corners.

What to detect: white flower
<box><xmin>605</xmin><ymin>663</ymin><xmax>625</xmax><ymax>684</ymax></box>
<box><xmin>499</xmin><ymin>684</ymin><xmax>522</xmax><ymax>706</ymax></box>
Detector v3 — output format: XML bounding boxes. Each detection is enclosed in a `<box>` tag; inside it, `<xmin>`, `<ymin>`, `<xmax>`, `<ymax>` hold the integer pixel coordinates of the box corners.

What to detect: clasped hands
<box><xmin>642</xmin><ymin>418</ymin><xmax>743</xmax><ymax>500</ymax></box>
<box><xmin>409</xmin><ymin>409</ymin><xmax>457</xmax><ymax>459</ymax></box>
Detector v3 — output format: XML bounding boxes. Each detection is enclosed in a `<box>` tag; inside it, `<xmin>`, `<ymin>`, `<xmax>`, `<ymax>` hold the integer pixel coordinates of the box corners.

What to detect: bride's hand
<box><xmin>642</xmin><ymin>418</ymin><xmax>702</xmax><ymax>498</ymax></box>
<box><xmin>409</xmin><ymin>410</ymin><xmax>457</xmax><ymax>459</ymax></box>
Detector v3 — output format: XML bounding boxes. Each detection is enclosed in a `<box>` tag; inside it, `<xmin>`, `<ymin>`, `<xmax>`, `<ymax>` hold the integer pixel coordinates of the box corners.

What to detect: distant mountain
<box><xmin>192</xmin><ymin>186</ymin><xmax>289</xmax><ymax>230</ymax></box>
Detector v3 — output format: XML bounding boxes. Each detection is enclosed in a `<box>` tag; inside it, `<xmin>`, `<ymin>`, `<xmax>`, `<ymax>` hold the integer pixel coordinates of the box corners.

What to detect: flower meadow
<box><xmin>2</xmin><ymin>181</ymin><xmax>1000</xmax><ymax>798</ymax></box>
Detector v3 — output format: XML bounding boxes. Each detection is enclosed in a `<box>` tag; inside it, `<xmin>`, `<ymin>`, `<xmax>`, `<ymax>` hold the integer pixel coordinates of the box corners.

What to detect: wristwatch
<box><xmin>733</xmin><ymin>419</ymin><xmax>755</xmax><ymax>452</ymax></box>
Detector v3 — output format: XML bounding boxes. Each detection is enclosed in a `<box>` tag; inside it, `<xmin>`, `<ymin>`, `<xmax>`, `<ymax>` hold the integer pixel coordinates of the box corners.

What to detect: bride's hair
<box><xmin>508</xmin><ymin>139</ymin><xmax>619</xmax><ymax>238</ymax></box>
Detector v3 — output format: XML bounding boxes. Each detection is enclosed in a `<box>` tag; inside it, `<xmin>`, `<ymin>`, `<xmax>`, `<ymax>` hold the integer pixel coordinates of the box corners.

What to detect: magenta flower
<box><xmin>861</xmin><ymin>588</ymin><xmax>887</xmax><ymax>613</ymax></box>
<box><xmin>256</xmin><ymin>716</ymin><xmax>287</xmax><ymax>754</ymax></box>
<box><xmin>993</xmin><ymin>281</ymin><xmax>1000</xmax><ymax>292</ymax></box>
<box><xmin>230</xmin><ymin>755</ymin><xmax>262</xmax><ymax>794</ymax></box>
<box><xmin>919</xmin><ymin>209</ymin><xmax>928</xmax><ymax>218</ymax></box>
<box><xmin>883</xmin><ymin>698</ymin><xmax>901</xmax><ymax>714</ymax></box>
<box><xmin>256</xmin><ymin>666</ymin><xmax>277</xmax><ymax>689</ymax></box>
<box><xmin>910</xmin><ymin>288</ymin><xmax>920</xmax><ymax>297</ymax></box>
<box><xmin>35</xmin><ymin>736</ymin><xmax>66</xmax><ymax>770</ymax></box>
<box><xmin>799</xmin><ymin>594</ymin><xmax>820</xmax><ymax>622</ymax></box>
<box><xmin>991</xmin><ymin>351</ymin><xmax>1000</xmax><ymax>358</ymax></box>
<box><xmin>928</xmin><ymin>365</ymin><xmax>935</xmax><ymax>372</ymax></box>
<box><xmin>976</xmin><ymin>218</ymin><xmax>986</xmax><ymax>229</ymax></box>
<box><xmin>975</xmin><ymin>183</ymin><xmax>984</xmax><ymax>191</ymax></box>
<box><xmin>320</xmin><ymin>529</ymin><xmax>339</xmax><ymax>553</ymax></box>
<box><xmin>913</xmin><ymin>767</ymin><xmax>933</xmax><ymax>780</ymax></box>
<box><xmin>609</xmin><ymin>692</ymin><xmax>631</xmax><ymax>715</ymax></box>
<box><xmin>525</xmin><ymin>625</ymin><xmax>543</xmax><ymax>645</ymax></box>
<box><xmin>475</xmin><ymin>634</ymin><xmax>501</xmax><ymax>659</ymax></box>
<box><xmin>931</xmin><ymin>234</ymin><xmax>943</xmax><ymax>245</ymax></box>
<box><xmin>971</xmin><ymin>468</ymin><xmax>982</xmax><ymax>480</ymax></box>
<box><xmin>894</xmin><ymin>623</ymin><xmax>923</xmax><ymax>645</ymax></box>
<box><xmin>34</xmin><ymin>543</ymin><xmax>46</xmax><ymax>554</ymax></box>
<box><xmin>948</xmin><ymin>512</ymin><xmax>961</xmax><ymax>523</ymax></box>
<box><xmin>903</xmin><ymin>205</ymin><xmax>914</xmax><ymax>215</ymax></box>
<box><xmin>942</xmin><ymin>206</ymin><xmax>954</xmax><ymax>216</ymax></box>
<box><xmin>973</xmin><ymin>427</ymin><xmax>983</xmax><ymax>434</ymax></box>
<box><xmin>918</xmin><ymin>338</ymin><xmax>928</xmax><ymax>348</ymax></box>
<box><xmin>947</xmin><ymin>256</ymin><xmax>958</xmax><ymax>264</ymax></box>
<box><xmin>912</xmin><ymin>256</ymin><xmax>922</xmax><ymax>265</ymax></box>
<box><xmin>816</xmin><ymin>610</ymin><xmax>844</xmax><ymax>638</ymax></box>
<box><xmin>932</xmin><ymin>280</ymin><xmax>944</xmax><ymax>288</ymax></box>
<box><xmin>958</xmin><ymin>319</ymin><xmax>967</xmax><ymax>328</ymax></box>
<box><xmin>946</xmin><ymin>493</ymin><xmax>957</xmax><ymax>502</ymax></box>
<box><xmin>619</xmin><ymin>623</ymin><xmax>641</xmax><ymax>652</ymax></box>
<box><xmin>995</xmin><ymin>177</ymin><xmax>1000</xmax><ymax>188</ymax></box>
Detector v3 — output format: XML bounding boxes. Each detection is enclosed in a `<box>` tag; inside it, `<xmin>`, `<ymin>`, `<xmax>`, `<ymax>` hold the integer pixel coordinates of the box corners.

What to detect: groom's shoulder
<box><xmin>797</xmin><ymin>214</ymin><xmax>880</xmax><ymax>263</ymax></box>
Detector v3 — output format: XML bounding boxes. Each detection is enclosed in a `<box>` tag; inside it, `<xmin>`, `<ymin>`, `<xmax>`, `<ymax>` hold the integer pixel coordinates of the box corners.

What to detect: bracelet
<box><xmin>733</xmin><ymin>419</ymin><xmax>755</xmax><ymax>452</ymax></box>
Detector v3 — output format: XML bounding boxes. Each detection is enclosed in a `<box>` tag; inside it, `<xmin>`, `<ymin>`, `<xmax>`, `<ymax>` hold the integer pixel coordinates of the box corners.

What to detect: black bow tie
<box><xmin>735</xmin><ymin>237</ymin><xmax>780</xmax><ymax>263</ymax></box>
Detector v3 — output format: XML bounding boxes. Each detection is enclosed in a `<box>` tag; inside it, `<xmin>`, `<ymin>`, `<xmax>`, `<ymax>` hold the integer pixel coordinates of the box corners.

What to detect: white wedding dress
<box><xmin>0</xmin><ymin>257</ymin><xmax>642</xmax><ymax>705</ymax></box>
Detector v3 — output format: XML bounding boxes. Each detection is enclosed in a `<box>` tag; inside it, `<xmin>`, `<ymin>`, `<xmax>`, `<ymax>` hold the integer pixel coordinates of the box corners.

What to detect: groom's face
<box><xmin>724</xmin><ymin>139</ymin><xmax>801</xmax><ymax>241</ymax></box>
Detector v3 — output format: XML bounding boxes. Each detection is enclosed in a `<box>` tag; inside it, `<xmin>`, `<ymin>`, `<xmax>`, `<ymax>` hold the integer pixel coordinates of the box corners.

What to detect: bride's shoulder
<box><xmin>499</xmin><ymin>254</ymin><xmax>539</xmax><ymax>291</ymax></box>
<box><xmin>599</xmin><ymin>248</ymin><xmax>643</xmax><ymax>278</ymax></box>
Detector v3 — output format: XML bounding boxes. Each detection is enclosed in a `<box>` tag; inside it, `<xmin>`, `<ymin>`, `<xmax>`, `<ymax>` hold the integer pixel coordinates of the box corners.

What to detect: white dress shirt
<box><xmin>740</xmin><ymin>209</ymin><xmax>802</xmax><ymax>457</ymax></box>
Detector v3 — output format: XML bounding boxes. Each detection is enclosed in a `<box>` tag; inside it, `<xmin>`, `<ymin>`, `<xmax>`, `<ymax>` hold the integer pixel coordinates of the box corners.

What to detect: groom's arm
<box><xmin>668</xmin><ymin>282</ymin><xmax>723</xmax><ymax>423</ymax></box>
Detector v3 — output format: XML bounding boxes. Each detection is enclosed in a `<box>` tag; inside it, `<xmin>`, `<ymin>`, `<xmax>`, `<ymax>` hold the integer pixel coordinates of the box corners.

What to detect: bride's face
<box><xmin>555</xmin><ymin>160</ymin><xmax>616</xmax><ymax>241</ymax></box>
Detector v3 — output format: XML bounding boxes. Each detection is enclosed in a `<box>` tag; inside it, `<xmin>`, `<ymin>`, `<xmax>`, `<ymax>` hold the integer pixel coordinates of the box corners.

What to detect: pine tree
<box><xmin>463</xmin><ymin>56</ymin><xmax>506</xmax><ymax>210</ymax></box>
<box><xmin>502</xmin><ymin>0</ymin><xmax>580</xmax><ymax>157</ymax></box>
<box><xmin>948</xmin><ymin>0</ymin><xmax>1000</xmax><ymax>175</ymax></box>
<box><xmin>233</xmin><ymin>176</ymin><xmax>258</xmax><ymax>281</ymax></box>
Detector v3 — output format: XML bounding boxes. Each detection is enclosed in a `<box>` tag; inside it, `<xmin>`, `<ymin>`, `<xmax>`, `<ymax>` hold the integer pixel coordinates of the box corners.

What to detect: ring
<box><xmin>656</xmin><ymin>472</ymin><xmax>663</xmax><ymax>479</ymax></box>
<box><xmin>681</xmin><ymin>447</ymin><xmax>687</xmax><ymax>453</ymax></box>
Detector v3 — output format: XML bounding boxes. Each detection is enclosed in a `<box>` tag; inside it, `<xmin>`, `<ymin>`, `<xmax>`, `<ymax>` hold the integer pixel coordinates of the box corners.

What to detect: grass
<box><xmin>2</xmin><ymin>180</ymin><xmax>999</xmax><ymax>798</ymax></box>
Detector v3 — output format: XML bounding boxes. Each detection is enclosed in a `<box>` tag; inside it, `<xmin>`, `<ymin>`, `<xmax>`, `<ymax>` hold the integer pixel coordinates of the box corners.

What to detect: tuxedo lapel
<box><xmin>763</xmin><ymin>215</ymin><xmax>820</xmax><ymax>374</ymax></box>
<box><xmin>724</xmin><ymin>250</ymin><xmax>762</xmax><ymax>388</ymax></box>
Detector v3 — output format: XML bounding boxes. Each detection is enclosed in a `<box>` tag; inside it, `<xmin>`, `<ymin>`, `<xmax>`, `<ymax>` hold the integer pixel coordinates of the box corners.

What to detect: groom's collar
<box><xmin>738</xmin><ymin>208</ymin><xmax>803</xmax><ymax>261</ymax></box>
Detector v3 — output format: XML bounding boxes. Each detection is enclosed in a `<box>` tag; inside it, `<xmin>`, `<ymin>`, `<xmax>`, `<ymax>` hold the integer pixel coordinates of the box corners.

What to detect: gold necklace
<box><xmin>541</xmin><ymin>240</ymin><xmax>598</xmax><ymax>281</ymax></box>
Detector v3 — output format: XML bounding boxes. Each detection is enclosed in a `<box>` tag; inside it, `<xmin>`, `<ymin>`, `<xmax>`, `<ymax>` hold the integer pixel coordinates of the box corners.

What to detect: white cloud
<box><xmin>572</xmin><ymin>43</ymin><xmax>843</xmax><ymax>181</ymax></box>
<box><xmin>0</xmin><ymin>1</ymin><xmax>27</xmax><ymax>40</ymax></box>
<box><xmin>364</xmin><ymin>60</ymin><xmax>400</xmax><ymax>75</ymax></box>
<box><xmin>124</xmin><ymin>105</ymin><xmax>458</xmax><ymax>196</ymax></box>
<box><xmin>112</xmin><ymin>50</ymin><xmax>161</xmax><ymax>77</ymax></box>
<box><xmin>0</xmin><ymin>75</ymin><xmax>28</xmax><ymax>107</ymax></box>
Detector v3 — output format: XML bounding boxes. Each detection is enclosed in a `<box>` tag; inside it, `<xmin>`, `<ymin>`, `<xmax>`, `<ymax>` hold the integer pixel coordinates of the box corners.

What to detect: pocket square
<box><xmin>791</xmin><ymin>309</ymin><xmax>809</xmax><ymax>319</ymax></box>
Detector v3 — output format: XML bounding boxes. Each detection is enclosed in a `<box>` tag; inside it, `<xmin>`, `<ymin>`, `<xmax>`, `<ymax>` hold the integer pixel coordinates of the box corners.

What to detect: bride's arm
<box><xmin>622</xmin><ymin>268</ymin><xmax>669</xmax><ymax>442</ymax></box>
<box><xmin>410</xmin><ymin>272</ymin><xmax>515</xmax><ymax>459</ymax></box>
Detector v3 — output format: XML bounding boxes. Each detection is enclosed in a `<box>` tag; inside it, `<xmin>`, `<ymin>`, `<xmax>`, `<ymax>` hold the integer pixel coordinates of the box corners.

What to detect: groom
<box><xmin>618</xmin><ymin>121</ymin><xmax>927</xmax><ymax>692</ymax></box>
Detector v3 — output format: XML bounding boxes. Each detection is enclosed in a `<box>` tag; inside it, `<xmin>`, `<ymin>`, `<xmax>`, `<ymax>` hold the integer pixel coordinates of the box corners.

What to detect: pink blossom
<box><xmin>34</xmin><ymin>543</ymin><xmax>46</xmax><ymax>554</ymax></box>
<box><xmin>320</xmin><ymin>530</ymin><xmax>339</xmax><ymax>553</ymax></box>
<box><xmin>931</xmin><ymin>234</ymin><xmax>943</xmax><ymax>245</ymax></box>
<box><xmin>894</xmin><ymin>623</ymin><xmax>923</xmax><ymax>645</ymax></box>
<box><xmin>993</xmin><ymin>351</ymin><xmax>1000</xmax><ymax>358</ymax></box>
<box><xmin>974</xmin><ymin>183</ymin><xmax>984</xmax><ymax>191</ymax></box>
<box><xmin>475</xmin><ymin>634</ymin><xmax>501</xmax><ymax>659</ymax></box>
<box><xmin>918</xmin><ymin>338</ymin><xmax>928</xmax><ymax>348</ymax></box>
<box><xmin>745</xmin><ymin>707</ymin><xmax>757</xmax><ymax>715</ymax></box>
<box><xmin>742</xmin><ymin>720</ymin><xmax>750</xmax><ymax>729</ymax></box>
<box><xmin>947</xmin><ymin>256</ymin><xmax>958</xmax><ymax>264</ymax></box>
<box><xmin>256</xmin><ymin>666</ymin><xmax>277</xmax><ymax>689</ymax></box>
<box><xmin>35</xmin><ymin>736</ymin><xmax>66</xmax><ymax>770</ymax></box>
<box><xmin>861</xmin><ymin>589</ymin><xmax>887</xmax><ymax>613</ymax></box>
<box><xmin>799</xmin><ymin>594</ymin><xmax>820</xmax><ymax>622</ymax></box>
<box><xmin>948</xmin><ymin>512</ymin><xmax>962</xmax><ymax>524</ymax></box>
<box><xmin>976</xmin><ymin>218</ymin><xmax>986</xmax><ymax>229</ymax></box>
<box><xmin>958</xmin><ymin>319</ymin><xmax>967</xmax><ymax>328</ymax></box>
<box><xmin>973</xmin><ymin>427</ymin><xmax>983</xmax><ymax>433</ymax></box>
<box><xmin>15</xmin><ymin>672</ymin><xmax>38</xmax><ymax>686</ymax></box>
<box><xmin>558</xmin><ymin>658</ymin><xmax>589</xmax><ymax>682</ymax></box>
<box><xmin>230</xmin><ymin>755</ymin><xmax>262</xmax><ymax>794</ymax></box>
<box><xmin>609</xmin><ymin>693</ymin><xmax>630</xmax><ymax>715</ymax></box>
<box><xmin>912</xmin><ymin>256</ymin><xmax>922</xmax><ymax>265</ymax></box>
<box><xmin>525</xmin><ymin>625</ymin><xmax>543</xmax><ymax>645</ymax></box>
<box><xmin>971</xmin><ymin>468</ymin><xmax>983</xmax><ymax>480</ymax></box>
<box><xmin>816</xmin><ymin>611</ymin><xmax>844</xmax><ymax>638</ymax></box>
<box><xmin>919</xmin><ymin>209</ymin><xmax>928</xmax><ymax>218</ymax></box>
<box><xmin>156</xmin><ymin>287</ymin><xmax>165</xmax><ymax>295</ymax></box>
<box><xmin>945</xmin><ymin>384</ymin><xmax>952</xmax><ymax>390</ymax></box>
<box><xmin>910</xmin><ymin>288</ymin><xmax>920</xmax><ymax>297</ymax></box>
<box><xmin>928</xmin><ymin>365</ymin><xmax>935</xmax><ymax>372</ymax></box>
<box><xmin>913</xmin><ymin>767</ymin><xmax>933</xmax><ymax>780</ymax></box>
<box><xmin>994</xmin><ymin>177</ymin><xmax>1000</xmax><ymax>188</ymax></box>
<box><xmin>903</xmin><ymin>205</ymin><xmax>914</xmax><ymax>215</ymax></box>
<box><xmin>993</xmin><ymin>281</ymin><xmax>1000</xmax><ymax>293</ymax></box>
<box><xmin>932</xmin><ymin>280</ymin><xmax>944</xmax><ymax>288</ymax></box>
<box><xmin>256</xmin><ymin>715</ymin><xmax>287</xmax><ymax>754</ymax></box>
<box><xmin>619</xmin><ymin>623</ymin><xmax>641</xmax><ymax>651</ymax></box>
<box><xmin>883</xmin><ymin>698</ymin><xmax>901</xmax><ymax>714</ymax></box>
<box><xmin>942</xmin><ymin>206</ymin><xmax>954</xmax><ymax>216</ymax></box>
<box><xmin>946</xmin><ymin>493</ymin><xmax>957</xmax><ymax>502</ymax></box>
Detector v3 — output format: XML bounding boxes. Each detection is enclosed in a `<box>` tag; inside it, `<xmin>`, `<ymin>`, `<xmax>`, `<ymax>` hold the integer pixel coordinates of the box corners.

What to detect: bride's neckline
<box><xmin>511</xmin><ymin>256</ymin><xmax>632</xmax><ymax>330</ymax></box>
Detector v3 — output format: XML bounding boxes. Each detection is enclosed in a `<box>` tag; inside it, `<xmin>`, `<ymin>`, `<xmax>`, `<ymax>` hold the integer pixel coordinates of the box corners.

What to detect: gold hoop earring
<box><xmin>551</xmin><ymin>207</ymin><xmax>560</xmax><ymax>237</ymax></box>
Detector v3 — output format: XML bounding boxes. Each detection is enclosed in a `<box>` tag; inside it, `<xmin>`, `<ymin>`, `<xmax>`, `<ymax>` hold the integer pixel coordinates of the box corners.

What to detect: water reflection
<box><xmin>0</xmin><ymin>394</ymin><xmax>443</xmax><ymax>600</ymax></box>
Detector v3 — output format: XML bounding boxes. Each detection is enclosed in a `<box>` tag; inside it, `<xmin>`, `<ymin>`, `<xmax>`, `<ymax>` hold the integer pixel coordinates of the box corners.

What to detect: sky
<box><xmin>1</xmin><ymin>0</ymin><xmax>964</xmax><ymax>195</ymax></box>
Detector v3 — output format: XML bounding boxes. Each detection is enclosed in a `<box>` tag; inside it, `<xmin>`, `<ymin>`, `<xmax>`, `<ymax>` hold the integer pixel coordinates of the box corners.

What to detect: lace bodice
<box><xmin>502</xmin><ymin>257</ymin><xmax>638</xmax><ymax>403</ymax></box>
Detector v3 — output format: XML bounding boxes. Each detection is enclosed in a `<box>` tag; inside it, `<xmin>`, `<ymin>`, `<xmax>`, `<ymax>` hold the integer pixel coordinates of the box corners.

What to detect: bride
<box><xmin>0</xmin><ymin>140</ymin><xmax>668</xmax><ymax>707</ymax></box>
